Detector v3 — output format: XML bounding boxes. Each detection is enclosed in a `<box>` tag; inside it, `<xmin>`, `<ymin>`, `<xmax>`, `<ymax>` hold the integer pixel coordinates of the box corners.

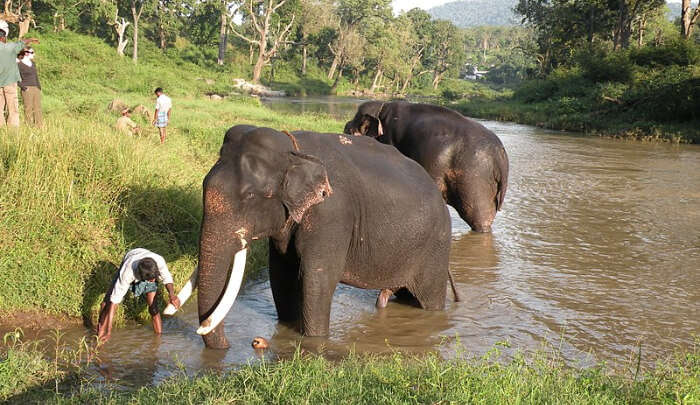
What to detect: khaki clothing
<box><xmin>21</xmin><ymin>86</ymin><xmax>42</xmax><ymax>128</ymax></box>
<box><xmin>116</xmin><ymin>115</ymin><xmax>139</xmax><ymax>134</ymax></box>
<box><xmin>0</xmin><ymin>83</ymin><xmax>19</xmax><ymax>127</ymax></box>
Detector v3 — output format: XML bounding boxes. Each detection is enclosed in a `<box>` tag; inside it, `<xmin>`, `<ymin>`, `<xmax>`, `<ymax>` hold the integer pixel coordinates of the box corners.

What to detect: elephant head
<box><xmin>343</xmin><ymin>101</ymin><xmax>386</xmax><ymax>138</ymax></box>
<box><xmin>178</xmin><ymin>126</ymin><xmax>332</xmax><ymax>349</ymax></box>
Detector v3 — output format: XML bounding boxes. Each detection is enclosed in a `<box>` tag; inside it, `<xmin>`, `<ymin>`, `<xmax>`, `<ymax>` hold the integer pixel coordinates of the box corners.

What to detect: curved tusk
<box><xmin>163</xmin><ymin>266</ymin><xmax>198</xmax><ymax>316</ymax></box>
<box><xmin>197</xmin><ymin>247</ymin><xmax>247</xmax><ymax>335</ymax></box>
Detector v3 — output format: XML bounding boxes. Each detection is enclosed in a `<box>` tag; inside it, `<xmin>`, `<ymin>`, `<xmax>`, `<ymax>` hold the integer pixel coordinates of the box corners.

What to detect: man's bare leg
<box><xmin>146</xmin><ymin>291</ymin><xmax>162</xmax><ymax>334</ymax></box>
<box><xmin>159</xmin><ymin>127</ymin><xmax>166</xmax><ymax>144</ymax></box>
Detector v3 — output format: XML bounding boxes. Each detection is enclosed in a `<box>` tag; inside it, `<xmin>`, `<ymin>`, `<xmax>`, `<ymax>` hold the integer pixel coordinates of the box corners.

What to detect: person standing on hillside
<box><xmin>152</xmin><ymin>87</ymin><xmax>172</xmax><ymax>144</ymax></box>
<box><xmin>0</xmin><ymin>20</ymin><xmax>38</xmax><ymax>128</ymax></box>
<box><xmin>17</xmin><ymin>47</ymin><xmax>43</xmax><ymax>128</ymax></box>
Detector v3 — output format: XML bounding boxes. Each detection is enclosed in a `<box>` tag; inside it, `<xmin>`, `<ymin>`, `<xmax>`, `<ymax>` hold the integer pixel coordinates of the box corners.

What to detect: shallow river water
<box><xmin>23</xmin><ymin>102</ymin><xmax>700</xmax><ymax>388</ymax></box>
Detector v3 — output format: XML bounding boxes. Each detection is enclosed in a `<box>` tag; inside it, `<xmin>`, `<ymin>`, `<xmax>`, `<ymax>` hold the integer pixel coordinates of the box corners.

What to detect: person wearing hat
<box><xmin>0</xmin><ymin>20</ymin><xmax>38</xmax><ymax>127</ymax></box>
<box><xmin>17</xmin><ymin>47</ymin><xmax>42</xmax><ymax>128</ymax></box>
<box><xmin>116</xmin><ymin>108</ymin><xmax>141</xmax><ymax>135</ymax></box>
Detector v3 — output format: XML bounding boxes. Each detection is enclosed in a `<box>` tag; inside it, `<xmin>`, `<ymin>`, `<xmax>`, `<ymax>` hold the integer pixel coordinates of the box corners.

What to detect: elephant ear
<box><xmin>281</xmin><ymin>152</ymin><xmax>333</xmax><ymax>223</ymax></box>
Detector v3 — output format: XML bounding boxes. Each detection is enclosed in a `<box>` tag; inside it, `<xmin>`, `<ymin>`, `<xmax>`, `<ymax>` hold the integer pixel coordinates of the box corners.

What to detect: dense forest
<box><xmin>428</xmin><ymin>0</ymin><xmax>518</xmax><ymax>27</ymax></box>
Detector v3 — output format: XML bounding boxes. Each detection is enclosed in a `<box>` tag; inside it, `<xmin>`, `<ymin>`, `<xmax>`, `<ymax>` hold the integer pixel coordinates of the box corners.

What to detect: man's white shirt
<box><xmin>110</xmin><ymin>248</ymin><xmax>173</xmax><ymax>304</ymax></box>
<box><xmin>155</xmin><ymin>94</ymin><xmax>172</xmax><ymax>113</ymax></box>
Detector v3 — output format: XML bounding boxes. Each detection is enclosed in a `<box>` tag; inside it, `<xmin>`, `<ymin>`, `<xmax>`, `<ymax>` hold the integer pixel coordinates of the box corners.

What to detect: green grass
<box><xmin>3</xmin><ymin>339</ymin><xmax>699</xmax><ymax>404</ymax></box>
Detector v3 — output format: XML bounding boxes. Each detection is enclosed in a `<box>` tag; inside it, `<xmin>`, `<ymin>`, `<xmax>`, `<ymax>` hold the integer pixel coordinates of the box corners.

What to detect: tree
<box><xmin>111</xmin><ymin>7</ymin><xmax>129</xmax><ymax>56</ymax></box>
<box><xmin>230</xmin><ymin>0</ymin><xmax>297</xmax><ymax>83</ymax></box>
<box><xmin>130</xmin><ymin>0</ymin><xmax>153</xmax><ymax>63</ymax></box>
<box><xmin>681</xmin><ymin>0</ymin><xmax>700</xmax><ymax>39</ymax></box>
<box><xmin>327</xmin><ymin>0</ymin><xmax>391</xmax><ymax>79</ymax></box>
<box><xmin>424</xmin><ymin>19</ymin><xmax>464</xmax><ymax>89</ymax></box>
<box><xmin>217</xmin><ymin>1</ymin><xmax>241</xmax><ymax>65</ymax></box>
<box><xmin>154</xmin><ymin>0</ymin><xmax>185</xmax><ymax>50</ymax></box>
<box><xmin>297</xmin><ymin>0</ymin><xmax>334</xmax><ymax>74</ymax></box>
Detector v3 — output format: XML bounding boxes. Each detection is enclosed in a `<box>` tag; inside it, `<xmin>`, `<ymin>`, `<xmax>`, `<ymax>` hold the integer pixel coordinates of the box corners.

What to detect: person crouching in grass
<box><xmin>97</xmin><ymin>248</ymin><xmax>181</xmax><ymax>343</ymax></box>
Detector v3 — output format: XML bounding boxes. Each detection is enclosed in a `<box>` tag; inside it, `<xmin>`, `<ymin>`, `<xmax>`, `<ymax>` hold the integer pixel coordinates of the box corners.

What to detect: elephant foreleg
<box><xmin>300</xmin><ymin>263</ymin><xmax>340</xmax><ymax>336</ymax></box>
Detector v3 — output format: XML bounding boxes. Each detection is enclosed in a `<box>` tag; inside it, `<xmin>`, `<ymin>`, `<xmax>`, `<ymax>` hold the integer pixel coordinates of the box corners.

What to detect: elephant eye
<box><xmin>244</xmin><ymin>192</ymin><xmax>255</xmax><ymax>200</ymax></box>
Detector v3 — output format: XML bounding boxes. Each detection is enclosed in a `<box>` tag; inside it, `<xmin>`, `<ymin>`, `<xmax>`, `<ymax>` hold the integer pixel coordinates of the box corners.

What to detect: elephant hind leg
<box><xmin>448</xmin><ymin>179</ymin><xmax>497</xmax><ymax>233</ymax></box>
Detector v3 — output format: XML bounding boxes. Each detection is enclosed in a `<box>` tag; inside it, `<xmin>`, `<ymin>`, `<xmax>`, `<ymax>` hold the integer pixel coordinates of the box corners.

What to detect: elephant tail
<box><xmin>495</xmin><ymin>146</ymin><xmax>509</xmax><ymax>212</ymax></box>
<box><xmin>448</xmin><ymin>269</ymin><xmax>461</xmax><ymax>302</ymax></box>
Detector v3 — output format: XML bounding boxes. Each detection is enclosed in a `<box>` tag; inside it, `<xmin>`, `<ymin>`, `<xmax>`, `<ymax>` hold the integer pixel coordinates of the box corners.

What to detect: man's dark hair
<box><xmin>154</xmin><ymin>87</ymin><xmax>163</xmax><ymax>95</ymax></box>
<box><xmin>136</xmin><ymin>258</ymin><xmax>159</xmax><ymax>281</ymax></box>
<box><xmin>0</xmin><ymin>30</ymin><xmax>6</xmax><ymax>39</ymax></box>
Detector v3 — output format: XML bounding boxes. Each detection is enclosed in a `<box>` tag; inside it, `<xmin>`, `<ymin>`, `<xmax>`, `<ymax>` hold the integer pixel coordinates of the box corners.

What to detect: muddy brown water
<box><xmin>6</xmin><ymin>118</ymin><xmax>700</xmax><ymax>389</ymax></box>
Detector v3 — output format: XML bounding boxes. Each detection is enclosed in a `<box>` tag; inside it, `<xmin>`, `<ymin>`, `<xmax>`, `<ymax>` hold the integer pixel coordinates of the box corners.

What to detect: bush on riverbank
<box><xmin>453</xmin><ymin>40</ymin><xmax>700</xmax><ymax>143</ymax></box>
<box><xmin>3</xmin><ymin>336</ymin><xmax>699</xmax><ymax>404</ymax></box>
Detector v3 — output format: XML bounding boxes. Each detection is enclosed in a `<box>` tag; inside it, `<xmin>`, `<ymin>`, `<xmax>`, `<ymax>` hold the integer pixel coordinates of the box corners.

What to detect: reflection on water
<box><xmin>13</xmin><ymin>117</ymin><xmax>700</xmax><ymax>388</ymax></box>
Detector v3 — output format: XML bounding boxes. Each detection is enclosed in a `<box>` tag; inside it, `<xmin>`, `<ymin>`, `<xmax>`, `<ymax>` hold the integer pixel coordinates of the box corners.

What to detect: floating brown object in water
<box><xmin>251</xmin><ymin>336</ymin><xmax>269</xmax><ymax>350</ymax></box>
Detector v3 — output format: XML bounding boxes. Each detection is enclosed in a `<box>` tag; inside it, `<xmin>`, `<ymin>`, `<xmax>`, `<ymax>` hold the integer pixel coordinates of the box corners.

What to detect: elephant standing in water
<box><xmin>167</xmin><ymin>125</ymin><xmax>452</xmax><ymax>349</ymax></box>
<box><xmin>344</xmin><ymin>101</ymin><xmax>509</xmax><ymax>232</ymax></box>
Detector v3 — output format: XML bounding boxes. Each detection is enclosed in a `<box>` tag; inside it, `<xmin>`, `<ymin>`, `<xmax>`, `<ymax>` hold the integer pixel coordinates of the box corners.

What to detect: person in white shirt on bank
<box><xmin>152</xmin><ymin>87</ymin><xmax>172</xmax><ymax>144</ymax></box>
<box><xmin>96</xmin><ymin>248</ymin><xmax>181</xmax><ymax>343</ymax></box>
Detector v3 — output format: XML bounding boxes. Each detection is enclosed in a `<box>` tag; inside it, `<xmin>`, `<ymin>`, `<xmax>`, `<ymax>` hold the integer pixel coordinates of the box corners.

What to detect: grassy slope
<box><xmin>0</xmin><ymin>31</ymin><xmax>343</xmax><ymax>327</ymax></box>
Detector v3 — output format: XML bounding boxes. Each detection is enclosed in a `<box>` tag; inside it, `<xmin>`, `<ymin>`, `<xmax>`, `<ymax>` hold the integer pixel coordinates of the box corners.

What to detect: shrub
<box><xmin>579</xmin><ymin>50</ymin><xmax>634</xmax><ymax>83</ymax></box>
<box><xmin>629</xmin><ymin>40</ymin><xmax>700</xmax><ymax>67</ymax></box>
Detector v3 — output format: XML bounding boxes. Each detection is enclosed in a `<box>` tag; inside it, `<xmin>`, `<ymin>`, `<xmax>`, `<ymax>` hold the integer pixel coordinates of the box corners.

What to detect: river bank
<box><xmin>452</xmin><ymin>97</ymin><xmax>700</xmax><ymax>144</ymax></box>
<box><xmin>3</xmin><ymin>332</ymin><xmax>699</xmax><ymax>403</ymax></box>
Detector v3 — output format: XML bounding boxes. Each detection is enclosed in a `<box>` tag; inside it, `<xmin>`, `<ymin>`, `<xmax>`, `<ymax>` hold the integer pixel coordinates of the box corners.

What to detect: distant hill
<box><xmin>428</xmin><ymin>0</ymin><xmax>682</xmax><ymax>28</ymax></box>
<box><xmin>428</xmin><ymin>0</ymin><xmax>518</xmax><ymax>27</ymax></box>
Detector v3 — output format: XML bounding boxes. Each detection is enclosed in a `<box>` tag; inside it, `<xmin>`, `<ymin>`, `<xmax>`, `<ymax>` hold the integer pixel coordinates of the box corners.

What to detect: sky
<box><xmin>391</xmin><ymin>0</ymin><xmax>452</xmax><ymax>14</ymax></box>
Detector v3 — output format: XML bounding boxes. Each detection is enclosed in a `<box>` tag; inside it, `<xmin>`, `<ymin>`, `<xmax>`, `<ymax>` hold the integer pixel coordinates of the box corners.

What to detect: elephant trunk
<box><xmin>197</xmin><ymin>223</ymin><xmax>248</xmax><ymax>349</ymax></box>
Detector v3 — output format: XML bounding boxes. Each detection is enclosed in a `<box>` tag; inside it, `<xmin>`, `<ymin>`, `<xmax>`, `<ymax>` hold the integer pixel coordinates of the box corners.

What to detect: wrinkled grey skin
<box><xmin>344</xmin><ymin>101</ymin><xmax>509</xmax><ymax>232</ymax></box>
<box><xmin>197</xmin><ymin>125</ymin><xmax>452</xmax><ymax>349</ymax></box>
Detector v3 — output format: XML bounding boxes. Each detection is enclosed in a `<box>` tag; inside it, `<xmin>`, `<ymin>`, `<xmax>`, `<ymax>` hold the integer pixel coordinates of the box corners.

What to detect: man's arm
<box><xmin>156</xmin><ymin>261</ymin><xmax>180</xmax><ymax>310</ymax></box>
<box><xmin>164</xmin><ymin>283</ymin><xmax>181</xmax><ymax>310</ymax></box>
<box><xmin>152</xmin><ymin>108</ymin><xmax>159</xmax><ymax>125</ymax></box>
<box><xmin>96</xmin><ymin>301</ymin><xmax>118</xmax><ymax>343</ymax></box>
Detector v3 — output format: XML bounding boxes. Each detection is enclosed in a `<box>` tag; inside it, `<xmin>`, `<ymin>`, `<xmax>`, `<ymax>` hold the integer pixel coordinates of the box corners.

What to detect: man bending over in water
<box><xmin>97</xmin><ymin>248</ymin><xmax>181</xmax><ymax>343</ymax></box>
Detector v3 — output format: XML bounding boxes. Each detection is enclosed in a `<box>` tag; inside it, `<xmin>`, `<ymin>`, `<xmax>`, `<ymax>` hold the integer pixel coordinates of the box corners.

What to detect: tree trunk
<box><xmin>131</xmin><ymin>2</ymin><xmax>143</xmax><ymax>63</ymax></box>
<box><xmin>158</xmin><ymin>16</ymin><xmax>167</xmax><ymax>49</ymax></box>
<box><xmin>218</xmin><ymin>12</ymin><xmax>227</xmax><ymax>65</ymax></box>
<box><xmin>302</xmin><ymin>43</ymin><xmax>307</xmax><ymax>75</ymax></box>
<box><xmin>681</xmin><ymin>0</ymin><xmax>700</xmax><ymax>38</ymax></box>
<box><xmin>331</xmin><ymin>67</ymin><xmax>342</xmax><ymax>93</ymax></box>
<box><xmin>252</xmin><ymin>39</ymin><xmax>267</xmax><ymax>84</ymax></box>
<box><xmin>370</xmin><ymin>68</ymin><xmax>383</xmax><ymax>93</ymax></box>
<box><xmin>638</xmin><ymin>15</ymin><xmax>646</xmax><ymax>47</ymax></box>
<box><xmin>328</xmin><ymin>52</ymin><xmax>340</xmax><ymax>80</ymax></box>
<box><xmin>432</xmin><ymin>71</ymin><xmax>444</xmax><ymax>89</ymax></box>
<box><xmin>249</xmin><ymin>44</ymin><xmax>254</xmax><ymax>65</ymax></box>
